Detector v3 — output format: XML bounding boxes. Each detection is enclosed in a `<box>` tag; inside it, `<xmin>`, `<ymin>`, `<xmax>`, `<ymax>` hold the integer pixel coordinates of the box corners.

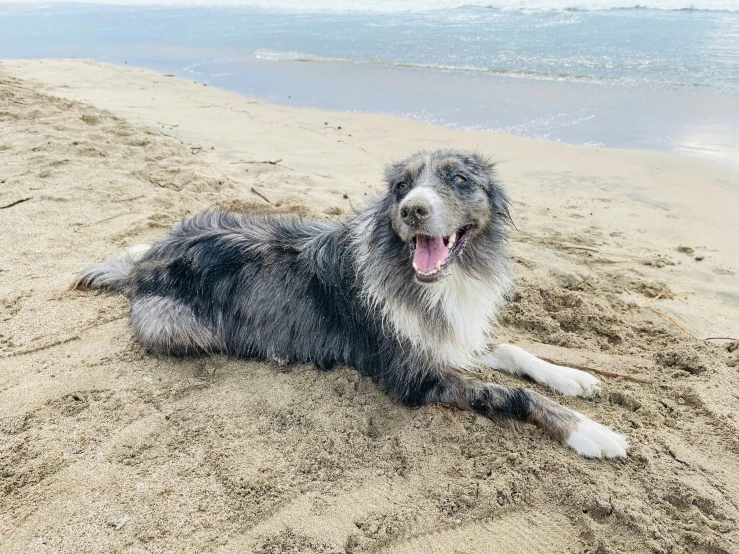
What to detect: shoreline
<box><xmin>18</xmin><ymin>53</ymin><xmax>739</xmax><ymax>172</ymax></box>
<box><xmin>231</xmin><ymin>54</ymin><xmax>739</xmax><ymax>172</ymax></box>
<box><xmin>5</xmin><ymin>58</ymin><xmax>739</xmax><ymax>173</ymax></box>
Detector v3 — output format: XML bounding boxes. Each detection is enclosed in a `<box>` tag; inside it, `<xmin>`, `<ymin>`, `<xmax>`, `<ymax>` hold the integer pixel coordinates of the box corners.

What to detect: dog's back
<box><xmin>75</xmin><ymin>210</ymin><xmax>384</xmax><ymax>370</ymax></box>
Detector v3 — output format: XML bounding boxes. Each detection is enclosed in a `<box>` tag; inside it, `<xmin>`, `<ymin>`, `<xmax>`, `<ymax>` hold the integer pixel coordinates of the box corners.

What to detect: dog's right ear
<box><xmin>471</xmin><ymin>153</ymin><xmax>513</xmax><ymax>228</ymax></box>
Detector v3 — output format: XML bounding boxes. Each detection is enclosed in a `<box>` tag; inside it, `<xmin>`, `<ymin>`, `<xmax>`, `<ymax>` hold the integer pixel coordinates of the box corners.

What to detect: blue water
<box><xmin>2</xmin><ymin>2</ymin><xmax>739</xmax><ymax>166</ymax></box>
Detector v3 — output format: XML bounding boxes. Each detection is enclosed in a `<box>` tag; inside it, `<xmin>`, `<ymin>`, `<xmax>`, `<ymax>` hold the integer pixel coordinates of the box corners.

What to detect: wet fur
<box><xmin>72</xmin><ymin>149</ymin><xmax>628</xmax><ymax>458</ymax></box>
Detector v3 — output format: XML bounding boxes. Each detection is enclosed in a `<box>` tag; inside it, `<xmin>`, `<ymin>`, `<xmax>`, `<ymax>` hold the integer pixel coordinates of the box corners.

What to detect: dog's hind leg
<box><xmin>421</xmin><ymin>373</ymin><xmax>628</xmax><ymax>459</ymax></box>
<box><xmin>478</xmin><ymin>344</ymin><xmax>601</xmax><ymax>398</ymax></box>
<box><xmin>130</xmin><ymin>296</ymin><xmax>223</xmax><ymax>356</ymax></box>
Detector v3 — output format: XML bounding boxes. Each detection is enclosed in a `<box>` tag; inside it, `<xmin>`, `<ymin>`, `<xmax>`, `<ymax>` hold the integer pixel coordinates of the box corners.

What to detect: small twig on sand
<box><xmin>235</xmin><ymin>158</ymin><xmax>283</xmax><ymax>165</ymax></box>
<box><xmin>0</xmin><ymin>197</ymin><xmax>31</xmax><ymax>209</ymax></box>
<box><xmin>704</xmin><ymin>337</ymin><xmax>736</xmax><ymax>341</ymax></box>
<box><xmin>562</xmin><ymin>244</ymin><xmax>599</xmax><ymax>252</ymax></box>
<box><xmin>538</xmin><ymin>356</ymin><xmax>652</xmax><ymax>383</ymax></box>
<box><xmin>250</xmin><ymin>187</ymin><xmax>271</xmax><ymax>204</ymax></box>
<box><xmin>645</xmin><ymin>292</ymin><xmax>693</xmax><ymax>336</ymax></box>
<box><xmin>190</xmin><ymin>146</ymin><xmax>202</xmax><ymax>155</ymax></box>
<box><xmin>230</xmin><ymin>158</ymin><xmax>294</xmax><ymax>171</ymax></box>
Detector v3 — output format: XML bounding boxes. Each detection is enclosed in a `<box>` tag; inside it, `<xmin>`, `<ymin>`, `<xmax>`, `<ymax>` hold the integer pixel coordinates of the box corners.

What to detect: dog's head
<box><xmin>384</xmin><ymin>149</ymin><xmax>511</xmax><ymax>283</ymax></box>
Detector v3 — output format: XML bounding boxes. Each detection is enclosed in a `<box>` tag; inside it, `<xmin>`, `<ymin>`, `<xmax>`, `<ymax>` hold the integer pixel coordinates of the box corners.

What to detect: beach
<box><xmin>3</xmin><ymin>3</ymin><xmax>739</xmax><ymax>170</ymax></box>
<box><xmin>1</xmin><ymin>58</ymin><xmax>738</xmax><ymax>552</ymax></box>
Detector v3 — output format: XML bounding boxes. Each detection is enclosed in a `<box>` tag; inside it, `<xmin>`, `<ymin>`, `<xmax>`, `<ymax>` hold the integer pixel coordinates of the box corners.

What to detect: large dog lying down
<box><xmin>73</xmin><ymin>149</ymin><xmax>628</xmax><ymax>459</ymax></box>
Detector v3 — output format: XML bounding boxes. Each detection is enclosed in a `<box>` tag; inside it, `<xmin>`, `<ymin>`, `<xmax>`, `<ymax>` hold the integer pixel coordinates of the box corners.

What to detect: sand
<box><xmin>0</xmin><ymin>59</ymin><xmax>738</xmax><ymax>553</ymax></box>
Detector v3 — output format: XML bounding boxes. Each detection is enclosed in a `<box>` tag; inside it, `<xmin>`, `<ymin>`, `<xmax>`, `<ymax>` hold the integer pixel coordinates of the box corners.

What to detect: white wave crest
<box><xmin>254</xmin><ymin>49</ymin><xmax>636</xmax><ymax>85</ymax></box>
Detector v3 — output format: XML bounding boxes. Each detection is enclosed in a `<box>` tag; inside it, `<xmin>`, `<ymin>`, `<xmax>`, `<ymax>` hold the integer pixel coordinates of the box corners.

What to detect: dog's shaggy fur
<box><xmin>73</xmin><ymin>149</ymin><xmax>628</xmax><ymax>458</ymax></box>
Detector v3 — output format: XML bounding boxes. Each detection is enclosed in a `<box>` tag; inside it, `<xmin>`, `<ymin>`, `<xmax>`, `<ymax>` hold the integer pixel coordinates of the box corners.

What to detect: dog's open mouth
<box><xmin>409</xmin><ymin>225</ymin><xmax>473</xmax><ymax>282</ymax></box>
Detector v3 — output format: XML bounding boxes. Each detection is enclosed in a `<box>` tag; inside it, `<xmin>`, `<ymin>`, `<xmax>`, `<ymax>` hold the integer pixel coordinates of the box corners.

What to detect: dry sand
<box><xmin>1</xmin><ymin>59</ymin><xmax>738</xmax><ymax>553</ymax></box>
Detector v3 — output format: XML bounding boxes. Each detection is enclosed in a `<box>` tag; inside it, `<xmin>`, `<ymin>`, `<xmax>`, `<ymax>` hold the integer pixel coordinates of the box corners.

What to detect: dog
<box><xmin>72</xmin><ymin>149</ymin><xmax>628</xmax><ymax>459</ymax></box>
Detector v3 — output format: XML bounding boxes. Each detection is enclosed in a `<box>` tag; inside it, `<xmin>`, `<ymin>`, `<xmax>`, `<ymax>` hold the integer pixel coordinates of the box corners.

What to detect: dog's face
<box><xmin>385</xmin><ymin>149</ymin><xmax>510</xmax><ymax>284</ymax></box>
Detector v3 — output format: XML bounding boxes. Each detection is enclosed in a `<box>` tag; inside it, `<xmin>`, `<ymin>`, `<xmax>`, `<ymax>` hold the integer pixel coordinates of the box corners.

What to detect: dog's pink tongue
<box><xmin>414</xmin><ymin>235</ymin><xmax>449</xmax><ymax>271</ymax></box>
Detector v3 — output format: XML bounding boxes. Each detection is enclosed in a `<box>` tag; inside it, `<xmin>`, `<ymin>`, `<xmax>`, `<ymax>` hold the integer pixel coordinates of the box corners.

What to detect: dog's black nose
<box><xmin>400</xmin><ymin>200</ymin><xmax>431</xmax><ymax>227</ymax></box>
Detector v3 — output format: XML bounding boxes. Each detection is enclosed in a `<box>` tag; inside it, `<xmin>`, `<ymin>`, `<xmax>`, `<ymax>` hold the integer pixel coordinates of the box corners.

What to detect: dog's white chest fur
<box><xmin>383</xmin><ymin>267</ymin><xmax>509</xmax><ymax>369</ymax></box>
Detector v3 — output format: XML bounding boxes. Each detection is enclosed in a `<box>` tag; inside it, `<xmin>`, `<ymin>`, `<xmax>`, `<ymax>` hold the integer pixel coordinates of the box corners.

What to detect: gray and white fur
<box><xmin>72</xmin><ymin>149</ymin><xmax>628</xmax><ymax>458</ymax></box>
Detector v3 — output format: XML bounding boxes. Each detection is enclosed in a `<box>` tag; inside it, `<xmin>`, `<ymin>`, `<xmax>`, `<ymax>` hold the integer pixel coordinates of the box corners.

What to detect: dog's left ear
<box><xmin>383</xmin><ymin>160</ymin><xmax>405</xmax><ymax>189</ymax></box>
<box><xmin>469</xmin><ymin>153</ymin><xmax>513</xmax><ymax>227</ymax></box>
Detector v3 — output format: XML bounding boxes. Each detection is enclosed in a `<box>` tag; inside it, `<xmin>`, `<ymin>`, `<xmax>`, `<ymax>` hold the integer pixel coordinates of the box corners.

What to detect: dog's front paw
<box><xmin>566</xmin><ymin>414</ymin><xmax>629</xmax><ymax>459</ymax></box>
<box><xmin>544</xmin><ymin>365</ymin><xmax>601</xmax><ymax>398</ymax></box>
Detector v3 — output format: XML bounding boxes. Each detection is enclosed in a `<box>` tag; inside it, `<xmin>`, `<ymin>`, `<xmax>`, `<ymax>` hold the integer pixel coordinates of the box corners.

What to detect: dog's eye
<box><xmin>452</xmin><ymin>175</ymin><xmax>467</xmax><ymax>185</ymax></box>
<box><xmin>396</xmin><ymin>182</ymin><xmax>409</xmax><ymax>192</ymax></box>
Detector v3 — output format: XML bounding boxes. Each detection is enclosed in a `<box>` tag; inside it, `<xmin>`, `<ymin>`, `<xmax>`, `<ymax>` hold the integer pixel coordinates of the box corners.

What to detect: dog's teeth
<box><xmin>416</xmin><ymin>267</ymin><xmax>439</xmax><ymax>277</ymax></box>
<box><xmin>413</xmin><ymin>262</ymin><xmax>419</xmax><ymax>271</ymax></box>
<box><xmin>436</xmin><ymin>260</ymin><xmax>442</xmax><ymax>271</ymax></box>
<box><xmin>448</xmin><ymin>233</ymin><xmax>456</xmax><ymax>248</ymax></box>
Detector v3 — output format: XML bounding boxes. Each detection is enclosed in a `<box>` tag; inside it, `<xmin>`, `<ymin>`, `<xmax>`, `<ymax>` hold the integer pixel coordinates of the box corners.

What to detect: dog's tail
<box><xmin>70</xmin><ymin>244</ymin><xmax>151</xmax><ymax>293</ymax></box>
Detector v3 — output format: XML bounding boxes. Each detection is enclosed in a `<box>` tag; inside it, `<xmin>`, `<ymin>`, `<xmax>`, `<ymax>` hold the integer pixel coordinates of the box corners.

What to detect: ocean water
<box><xmin>2</xmin><ymin>1</ymin><xmax>739</xmax><ymax>167</ymax></box>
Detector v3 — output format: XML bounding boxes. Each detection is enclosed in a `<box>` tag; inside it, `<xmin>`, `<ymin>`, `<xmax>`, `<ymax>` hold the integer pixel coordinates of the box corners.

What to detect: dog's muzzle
<box><xmin>409</xmin><ymin>224</ymin><xmax>474</xmax><ymax>283</ymax></box>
